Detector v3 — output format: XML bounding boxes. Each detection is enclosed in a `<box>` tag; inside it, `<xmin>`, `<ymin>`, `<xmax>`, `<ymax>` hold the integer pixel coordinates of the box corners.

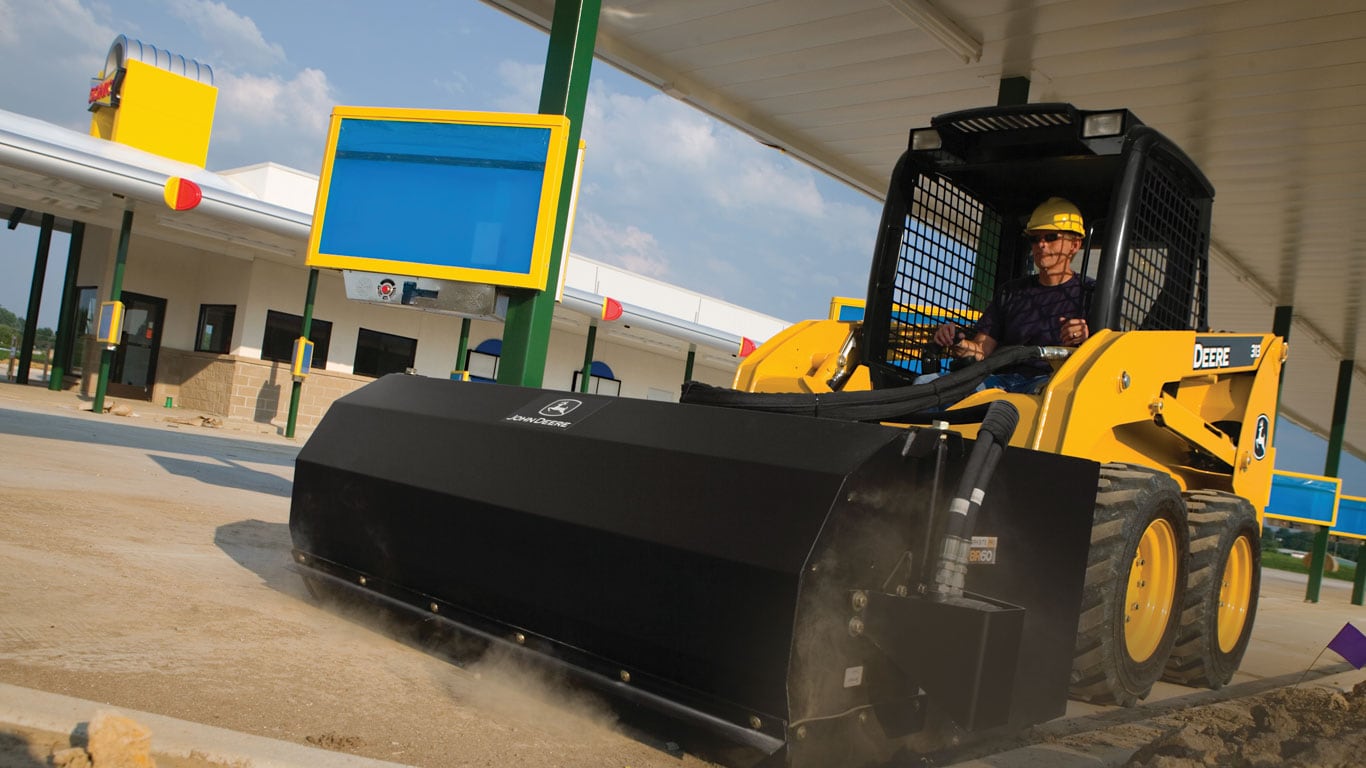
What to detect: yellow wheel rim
<box><xmin>1217</xmin><ymin>534</ymin><xmax>1255</xmax><ymax>653</ymax></box>
<box><xmin>1124</xmin><ymin>517</ymin><xmax>1180</xmax><ymax>662</ymax></box>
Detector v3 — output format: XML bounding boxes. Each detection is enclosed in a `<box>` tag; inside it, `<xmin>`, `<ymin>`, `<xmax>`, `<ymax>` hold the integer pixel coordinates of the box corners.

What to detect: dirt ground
<box><xmin>0</xmin><ymin>388</ymin><xmax>712</xmax><ymax>768</ymax></box>
<box><xmin>2</xmin><ymin>383</ymin><xmax>1365</xmax><ymax>768</ymax></box>
<box><xmin>1119</xmin><ymin>680</ymin><xmax>1366</xmax><ymax>768</ymax></box>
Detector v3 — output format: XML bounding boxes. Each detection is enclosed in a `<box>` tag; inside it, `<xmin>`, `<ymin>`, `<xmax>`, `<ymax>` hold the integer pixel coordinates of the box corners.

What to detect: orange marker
<box><xmin>602</xmin><ymin>297</ymin><xmax>623</xmax><ymax>321</ymax></box>
<box><xmin>163</xmin><ymin>177</ymin><xmax>202</xmax><ymax>211</ymax></box>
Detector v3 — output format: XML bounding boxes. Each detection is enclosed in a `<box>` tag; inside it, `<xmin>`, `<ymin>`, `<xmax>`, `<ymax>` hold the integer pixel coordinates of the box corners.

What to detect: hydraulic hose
<box><xmin>928</xmin><ymin>400</ymin><xmax>1020</xmax><ymax>602</ymax></box>
<box><xmin>680</xmin><ymin>345</ymin><xmax>1048</xmax><ymax>422</ymax></box>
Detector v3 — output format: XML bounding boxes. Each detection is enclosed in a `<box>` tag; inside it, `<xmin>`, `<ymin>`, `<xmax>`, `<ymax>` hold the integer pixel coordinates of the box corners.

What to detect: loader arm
<box><xmin>1027</xmin><ymin>329</ymin><xmax>1285</xmax><ymax>513</ymax></box>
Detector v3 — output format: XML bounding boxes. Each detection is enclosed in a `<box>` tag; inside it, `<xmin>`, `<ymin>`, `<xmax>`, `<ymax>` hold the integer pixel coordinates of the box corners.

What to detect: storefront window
<box><xmin>354</xmin><ymin>327</ymin><xmax>416</xmax><ymax>378</ymax></box>
<box><xmin>195</xmin><ymin>304</ymin><xmax>236</xmax><ymax>354</ymax></box>
<box><xmin>261</xmin><ymin>310</ymin><xmax>331</xmax><ymax>367</ymax></box>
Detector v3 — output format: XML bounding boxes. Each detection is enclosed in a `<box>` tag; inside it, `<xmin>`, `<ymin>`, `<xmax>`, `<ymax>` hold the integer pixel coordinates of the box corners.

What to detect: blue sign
<box><xmin>1334</xmin><ymin>496</ymin><xmax>1366</xmax><ymax>539</ymax></box>
<box><xmin>306</xmin><ymin>107</ymin><xmax>571</xmax><ymax>290</ymax></box>
<box><xmin>1266</xmin><ymin>471</ymin><xmax>1341</xmax><ymax>526</ymax></box>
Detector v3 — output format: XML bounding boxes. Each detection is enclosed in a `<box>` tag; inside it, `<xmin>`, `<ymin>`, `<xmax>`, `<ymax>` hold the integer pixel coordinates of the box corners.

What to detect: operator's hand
<box><xmin>935</xmin><ymin>322</ymin><xmax>987</xmax><ymax>360</ymax></box>
<box><xmin>1060</xmin><ymin>317</ymin><xmax>1089</xmax><ymax>347</ymax></box>
<box><xmin>933</xmin><ymin>322</ymin><xmax>959</xmax><ymax>348</ymax></box>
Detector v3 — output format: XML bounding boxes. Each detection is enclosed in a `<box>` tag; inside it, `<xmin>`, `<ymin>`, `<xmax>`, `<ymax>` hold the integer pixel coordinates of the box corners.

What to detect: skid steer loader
<box><xmin>290</xmin><ymin>103</ymin><xmax>1283</xmax><ymax>768</ymax></box>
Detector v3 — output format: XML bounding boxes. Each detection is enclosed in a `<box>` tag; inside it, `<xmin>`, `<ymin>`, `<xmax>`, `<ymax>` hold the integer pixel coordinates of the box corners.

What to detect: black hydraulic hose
<box><xmin>679</xmin><ymin>345</ymin><xmax>1046</xmax><ymax>422</ymax></box>
<box><xmin>928</xmin><ymin>400</ymin><xmax>1020</xmax><ymax>602</ymax></box>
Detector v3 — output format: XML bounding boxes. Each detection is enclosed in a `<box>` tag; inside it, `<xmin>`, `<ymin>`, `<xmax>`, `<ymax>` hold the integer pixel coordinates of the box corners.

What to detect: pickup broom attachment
<box><xmin>290</xmin><ymin>374</ymin><xmax>1097</xmax><ymax>766</ymax></box>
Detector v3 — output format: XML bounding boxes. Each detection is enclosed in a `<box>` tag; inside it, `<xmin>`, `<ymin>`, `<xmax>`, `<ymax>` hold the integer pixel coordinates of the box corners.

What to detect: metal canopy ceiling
<box><xmin>486</xmin><ymin>0</ymin><xmax>1366</xmax><ymax>458</ymax></box>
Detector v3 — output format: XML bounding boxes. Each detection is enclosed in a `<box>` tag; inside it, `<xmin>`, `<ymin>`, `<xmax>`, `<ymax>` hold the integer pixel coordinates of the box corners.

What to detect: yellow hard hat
<box><xmin>1026</xmin><ymin>197</ymin><xmax>1085</xmax><ymax>235</ymax></box>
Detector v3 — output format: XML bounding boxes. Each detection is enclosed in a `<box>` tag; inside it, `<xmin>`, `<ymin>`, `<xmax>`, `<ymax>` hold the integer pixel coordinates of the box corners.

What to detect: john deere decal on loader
<box><xmin>290</xmin><ymin>103</ymin><xmax>1282</xmax><ymax>766</ymax></box>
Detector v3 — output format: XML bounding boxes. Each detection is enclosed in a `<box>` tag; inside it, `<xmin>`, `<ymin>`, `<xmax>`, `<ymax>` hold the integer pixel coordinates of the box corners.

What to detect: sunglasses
<box><xmin>1025</xmin><ymin>231</ymin><xmax>1079</xmax><ymax>244</ymax></box>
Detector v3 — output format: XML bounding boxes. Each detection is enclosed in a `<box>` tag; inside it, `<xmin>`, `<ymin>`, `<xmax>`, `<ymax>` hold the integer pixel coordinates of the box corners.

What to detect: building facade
<box><xmin>0</xmin><ymin>38</ymin><xmax>787</xmax><ymax>435</ymax></box>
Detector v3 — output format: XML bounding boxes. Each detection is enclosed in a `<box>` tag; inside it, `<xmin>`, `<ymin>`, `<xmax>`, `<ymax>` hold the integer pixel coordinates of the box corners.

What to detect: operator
<box><xmin>930</xmin><ymin>197</ymin><xmax>1094</xmax><ymax>394</ymax></box>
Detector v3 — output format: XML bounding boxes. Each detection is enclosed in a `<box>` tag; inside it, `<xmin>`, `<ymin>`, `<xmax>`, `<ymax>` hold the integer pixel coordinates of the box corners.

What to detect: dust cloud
<box><xmin>460</xmin><ymin>644</ymin><xmax>620</xmax><ymax>737</ymax></box>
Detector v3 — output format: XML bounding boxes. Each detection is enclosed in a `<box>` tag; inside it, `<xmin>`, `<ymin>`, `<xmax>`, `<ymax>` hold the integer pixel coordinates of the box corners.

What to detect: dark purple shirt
<box><xmin>975</xmin><ymin>274</ymin><xmax>1094</xmax><ymax>375</ymax></box>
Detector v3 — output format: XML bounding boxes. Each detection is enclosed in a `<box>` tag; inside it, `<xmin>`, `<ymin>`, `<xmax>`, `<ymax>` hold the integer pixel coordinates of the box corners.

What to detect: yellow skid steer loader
<box><xmin>290</xmin><ymin>103</ymin><xmax>1283</xmax><ymax>767</ymax></box>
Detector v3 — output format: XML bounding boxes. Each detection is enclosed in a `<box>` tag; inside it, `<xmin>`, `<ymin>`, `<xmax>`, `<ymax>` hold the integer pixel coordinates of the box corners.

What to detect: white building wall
<box><xmin>126</xmin><ymin>238</ymin><xmax>251</xmax><ymax>350</ymax></box>
<box><xmin>218</xmin><ymin>163</ymin><xmax>319</xmax><ymax>213</ymax></box>
<box><xmin>68</xmin><ymin>222</ymin><xmax>766</xmax><ymax>402</ymax></box>
<box><xmin>239</xmin><ymin>259</ymin><xmax>307</xmax><ymax>360</ymax></box>
<box><xmin>564</xmin><ymin>256</ymin><xmax>788</xmax><ymax>342</ymax></box>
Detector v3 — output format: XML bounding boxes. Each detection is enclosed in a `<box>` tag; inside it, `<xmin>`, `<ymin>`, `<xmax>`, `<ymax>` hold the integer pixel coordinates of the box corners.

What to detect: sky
<box><xmin>0</xmin><ymin>0</ymin><xmax>880</xmax><ymax>329</ymax></box>
<box><xmin>0</xmin><ymin>0</ymin><xmax>1362</xmax><ymax>495</ymax></box>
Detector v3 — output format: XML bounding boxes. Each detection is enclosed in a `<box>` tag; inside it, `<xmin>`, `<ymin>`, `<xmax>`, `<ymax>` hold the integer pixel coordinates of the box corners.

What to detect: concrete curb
<box><xmin>0</xmin><ymin>683</ymin><xmax>415</xmax><ymax>768</ymax></box>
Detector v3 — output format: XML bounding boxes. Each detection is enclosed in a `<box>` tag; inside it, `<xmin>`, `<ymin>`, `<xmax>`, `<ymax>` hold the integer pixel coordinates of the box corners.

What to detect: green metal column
<box><xmin>455</xmin><ymin>318</ymin><xmax>472</xmax><ymax>378</ymax></box>
<box><xmin>93</xmin><ymin>210</ymin><xmax>133</xmax><ymax>415</ymax></box>
<box><xmin>1272</xmin><ymin>305</ymin><xmax>1328</xmax><ymax>603</ymax></box>
<box><xmin>966</xmin><ymin>77</ymin><xmax>1029</xmax><ymax>314</ymax></box>
<box><xmin>1306</xmin><ymin>359</ymin><xmax>1353</xmax><ymax>602</ymax></box>
<box><xmin>683</xmin><ymin>345</ymin><xmax>696</xmax><ymax>384</ymax></box>
<box><xmin>498</xmin><ymin>0</ymin><xmax>600</xmax><ymax>387</ymax></box>
<box><xmin>285</xmin><ymin>268</ymin><xmax>320</xmax><ymax>439</ymax></box>
<box><xmin>49</xmin><ymin>221</ymin><xmax>85</xmax><ymax>390</ymax></box>
<box><xmin>997</xmin><ymin>76</ymin><xmax>1030</xmax><ymax>106</ymax></box>
<box><xmin>1273</xmin><ymin>306</ymin><xmax>1293</xmax><ymax>410</ymax></box>
<box><xmin>17</xmin><ymin>213</ymin><xmax>55</xmax><ymax>385</ymax></box>
<box><xmin>578</xmin><ymin>322</ymin><xmax>598</xmax><ymax>393</ymax></box>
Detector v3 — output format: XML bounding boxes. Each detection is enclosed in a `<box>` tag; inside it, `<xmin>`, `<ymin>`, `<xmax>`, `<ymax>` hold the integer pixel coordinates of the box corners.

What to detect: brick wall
<box><xmin>155</xmin><ymin>348</ymin><xmax>370</xmax><ymax>434</ymax></box>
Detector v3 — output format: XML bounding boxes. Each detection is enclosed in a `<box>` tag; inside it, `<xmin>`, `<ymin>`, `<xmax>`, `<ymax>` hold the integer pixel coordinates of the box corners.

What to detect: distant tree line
<box><xmin>0</xmin><ymin>305</ymin><xmax>56</xmax><ymax>354</ymax></box>
<box><xmin>1264</xmin><ymin>524</ymin><xmax>1360</xmax><ymax>563</ymax></box>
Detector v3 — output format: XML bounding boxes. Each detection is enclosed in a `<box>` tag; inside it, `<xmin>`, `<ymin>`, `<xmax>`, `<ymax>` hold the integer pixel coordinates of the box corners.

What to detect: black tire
<box><xmin>1163</xmin><ymin>491</ymin><xmax>1261</xmax><ymax>689</ymax></box>
<box><xmin>1070</xmin><ymin>463</ymin><xmax>1189</xmax><ymax>707</ymax></box>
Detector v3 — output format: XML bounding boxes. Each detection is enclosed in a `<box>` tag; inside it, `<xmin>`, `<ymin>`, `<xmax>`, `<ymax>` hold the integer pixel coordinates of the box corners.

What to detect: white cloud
<box><xmin>0</xmin><ymin>0</ymin><xmax>116</xmax><ymax>131</ymax></box>
<box><xmin>573</xmin><ymin>212</ymin><xmax>670</xmax><ymax>278</ymax></box>
<box><xmin>493</xmin><ymin>60</ymin><xmax>544</xmax><ymax>112</ymax></box>
<box><xmin>209</xmin><ymin>67</ymin><xmax>336</xmax><ymax>171</ymax></box>
<box><xmin>563</xmin><ymin>78</ymin><xmax>881</xmax><ymax>319</ymax></box>
<box><xmin>164</xmin><ymin>0</ymin><xmax>286</xmax><ymax>72</ymax></box>
<box><xmin>434</xmin><ymin>70</ymin><xmax>470</xmax><ymax>99</ymax></box>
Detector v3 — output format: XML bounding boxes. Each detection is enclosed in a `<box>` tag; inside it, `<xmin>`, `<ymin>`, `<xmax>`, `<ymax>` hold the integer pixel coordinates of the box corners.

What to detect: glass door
<box><xmin>108</xmin><ymin>292</ymin><xmax>166</xmax><ymax>400</ymax></box>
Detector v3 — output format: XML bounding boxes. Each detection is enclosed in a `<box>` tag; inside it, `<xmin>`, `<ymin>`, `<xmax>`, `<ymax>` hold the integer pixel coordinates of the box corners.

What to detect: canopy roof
<box><xmin>485</xmin><ymin>0</ymin><xmax>1366</xmax><ymax>457</ymax></box>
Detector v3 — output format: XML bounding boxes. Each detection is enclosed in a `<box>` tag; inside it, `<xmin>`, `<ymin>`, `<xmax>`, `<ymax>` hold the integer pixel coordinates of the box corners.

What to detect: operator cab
<box><xmin>862</xmin><ymin>103</ymin><xmax>1214</xmax><ymax>389</ymax></box>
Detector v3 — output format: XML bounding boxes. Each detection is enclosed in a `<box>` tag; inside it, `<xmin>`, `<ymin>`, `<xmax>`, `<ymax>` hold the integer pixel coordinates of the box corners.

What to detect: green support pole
<box><xmin>17</xmin><ymin>213</ymin><xmax>55</xmax><ymax>385</ymax></box>
<box><xmin>1269</xmin><ymin>305</ymin><xmax>1301</xmax><ymax>593</ymax></box>
<box><xmin>1273</xmin><ymin>305</ymin><xmax>1293</xmax><ymax>411</ymax></box>
<box><xmin>455</xmin><ymin>318</ymin><xmax>472</xmax><ymax>378</ymax></box>
<box><xmin>579</xmin><ymin>322</ymin><xmax>597</xmax><ymax>393</ymax></box>
<box><xmin>1306</xmin><ymin>525</ymin><xmax>1331</xmax><ymax>604</ymax></box>
<box><xmin>997</xmin><ymin>76</ymin><xmax>1030</xmax><ymax>106</ymax></box>
<box><xmin>1356</xmin><ymin>506</ymin><xmax>1366</xmax><ymax>604</ymax></box>
<box><xmin>964</xmin><ymin>77</ymin><xmax>1029</xmax><ymax>316</ymax></box>
<box><xmin>92</xmin><ymin>210</ymin><xmax>133</xmax><ymax>415</ymax></box>
<box><xmin>1306</xmin><ymin>359</ymin><xmax>1353</xmax><ymax>603</ymax></box>
<box><xmin>285</xmin><ymin>268</ymin><xmax>319</xmax><ymax>439</ymax></box>
<box><xmin>683</xmin><ymin>345</ymin><xmax>696</xmax><ymax>384</ymax></box>
<box><xmin>49</xmin><ymin>221</ymin><xmax>85</xmax><ymax>390</ymax></box>
<box><xmin>498</xmin><ymin>0</ymin><xmax>600</xmax><ymax>387</ymax></box>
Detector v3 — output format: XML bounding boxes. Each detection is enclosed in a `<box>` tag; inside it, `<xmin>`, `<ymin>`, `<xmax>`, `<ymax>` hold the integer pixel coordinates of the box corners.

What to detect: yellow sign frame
<box><xmin>306</xmin><ymin>106</ymin><xmax>571</xmax><ymax>291</ymax></box>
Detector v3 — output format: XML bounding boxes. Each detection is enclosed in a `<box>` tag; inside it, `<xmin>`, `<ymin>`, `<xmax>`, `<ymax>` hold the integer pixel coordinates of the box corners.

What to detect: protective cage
<box><xmin>289</xmin><ymin>374</ymin><xmax>1098</xmax><ymax>767</ymax></box>
<box><xmin>862</xmin><ymin>103</ymin><xmax>1214</xmax><ymax>389</ymax></box>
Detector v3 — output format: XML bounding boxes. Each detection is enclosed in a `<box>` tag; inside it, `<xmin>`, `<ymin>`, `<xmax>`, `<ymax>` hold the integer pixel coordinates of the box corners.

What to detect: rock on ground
<box><xmin>1125</xmin><ymin>679</ymin><xmax>1366</xmax><ymax>768</ymax></box>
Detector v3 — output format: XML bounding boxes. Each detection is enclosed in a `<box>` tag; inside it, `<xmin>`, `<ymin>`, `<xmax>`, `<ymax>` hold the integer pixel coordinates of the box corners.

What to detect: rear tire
<box><xmin>1162</xmin><ymin>491</ymin><xmax>1260</xmax><ymax>689</ymax></box>
<box><xmin>1070</xmin><ymin>463</ymin><xmax>1189</xmax><ymax>707</ymax></box>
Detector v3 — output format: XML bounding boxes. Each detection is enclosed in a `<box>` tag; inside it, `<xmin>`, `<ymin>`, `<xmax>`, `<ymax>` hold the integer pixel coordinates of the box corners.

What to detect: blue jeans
<box><xmin>981</xmin><ymin>373</ymin><xmax>1050</xmax><ymax>394</ymax></box>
